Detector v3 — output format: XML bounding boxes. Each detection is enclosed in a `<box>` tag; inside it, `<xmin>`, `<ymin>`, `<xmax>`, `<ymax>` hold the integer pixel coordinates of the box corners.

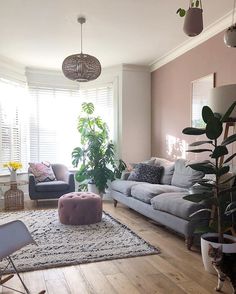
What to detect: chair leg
<box><xmin>8</xmin><ymin>256</ymin><xmax>31</xmax><ymax>294</ymax></box>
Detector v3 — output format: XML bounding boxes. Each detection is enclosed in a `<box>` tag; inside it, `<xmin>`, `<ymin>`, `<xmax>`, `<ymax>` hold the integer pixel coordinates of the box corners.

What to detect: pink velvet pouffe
<box><xmin>58</xmin><ymin>192</ymin><xmax>102</xmax><ymax>225</ymax></box>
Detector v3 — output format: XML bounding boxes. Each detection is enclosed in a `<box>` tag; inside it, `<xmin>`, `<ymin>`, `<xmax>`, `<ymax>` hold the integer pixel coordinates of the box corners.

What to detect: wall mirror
<box><xmin>191</xmin><ymin>73</ymin><xmax>215</xmax><ymax>128</ymax></box>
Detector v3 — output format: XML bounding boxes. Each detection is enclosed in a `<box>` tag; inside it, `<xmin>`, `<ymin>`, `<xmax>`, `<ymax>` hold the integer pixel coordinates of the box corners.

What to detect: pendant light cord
<box><xmin>232</xmin><ymin>0</ymin><xmax>236</xmax><ymax>26</ymax></box>
<box><xmin>81</xmin><ymin>22</ymin><xmax>83</xmax><ymax>54</ymax></box>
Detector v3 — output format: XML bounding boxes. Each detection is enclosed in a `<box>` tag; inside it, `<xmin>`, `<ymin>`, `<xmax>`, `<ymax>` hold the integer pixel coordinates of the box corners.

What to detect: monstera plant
<box><xmin>72</xmin><ymin>102</ymin><xmax>126</xmax><ymax>194</ymax></box>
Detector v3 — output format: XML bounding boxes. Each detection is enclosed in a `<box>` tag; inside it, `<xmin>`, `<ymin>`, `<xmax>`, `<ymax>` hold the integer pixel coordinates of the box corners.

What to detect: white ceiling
<box><xmin>0</xmin><ymin>0</ymin><xmax>234</xmax><ymax>70</ymax></box>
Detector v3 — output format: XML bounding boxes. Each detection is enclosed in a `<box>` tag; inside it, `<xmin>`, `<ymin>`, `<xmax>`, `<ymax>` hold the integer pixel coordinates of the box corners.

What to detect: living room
<box><xmin>0</xmin><ymin>1</ymin><xmax>236</xmax><ymax>293</ymax></box>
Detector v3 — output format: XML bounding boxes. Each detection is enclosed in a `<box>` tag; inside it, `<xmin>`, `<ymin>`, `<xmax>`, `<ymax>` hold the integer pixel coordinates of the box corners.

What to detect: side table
<box><xmin>0</xmin><ymin>180</ymin><xmax>28</xmax><ymax>211</ymax></box>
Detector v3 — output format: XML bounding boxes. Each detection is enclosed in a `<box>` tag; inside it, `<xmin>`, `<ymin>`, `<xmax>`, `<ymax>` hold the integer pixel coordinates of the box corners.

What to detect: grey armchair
<box><xmin>28</xmin><ymin>163</ymin><xmax>75</xmax><ymax>200</ymax></box>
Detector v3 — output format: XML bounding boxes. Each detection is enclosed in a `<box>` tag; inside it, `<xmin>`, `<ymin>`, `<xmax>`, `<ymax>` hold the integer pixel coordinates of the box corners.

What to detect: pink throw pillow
<box><xmin>28</xmin><ymin>162</ymin><xmax>56</xmax><ymax>183</ymax></box>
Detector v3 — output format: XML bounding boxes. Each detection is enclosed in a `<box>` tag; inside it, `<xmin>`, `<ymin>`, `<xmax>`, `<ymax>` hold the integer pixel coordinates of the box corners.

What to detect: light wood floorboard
<box><xmin>0</xmin><ymin>200</ymin><xmax>233</xmax><ymax>294</ymax></box>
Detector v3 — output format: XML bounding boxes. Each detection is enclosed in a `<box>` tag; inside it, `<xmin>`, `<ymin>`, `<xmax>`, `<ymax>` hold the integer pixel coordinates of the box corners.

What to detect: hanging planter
<box><xmin>177</xmin><ymin>0</ymin><xmax>203</xmax><ymax>37</ymax></box>
<box><xmin>224</xmin><ymin>0</ymin><xmax>236</xmax><ymax>47</ymax></box>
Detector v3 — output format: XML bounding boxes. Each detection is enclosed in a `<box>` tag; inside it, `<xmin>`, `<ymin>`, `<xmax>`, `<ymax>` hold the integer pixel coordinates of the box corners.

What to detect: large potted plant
<box><xmin>182</xmin><ymin>102</ymin><xmax>236</xmax><ymax>273</ymax></box>
<box><xmin>72</xmin><ymin>102</ymin><xmax>126</xmax><ymax>196</ymax></box>
<box><xmin>177</xmin><ymin>0</ymin><xmax>203</xmax><ymax>37</ymax></box>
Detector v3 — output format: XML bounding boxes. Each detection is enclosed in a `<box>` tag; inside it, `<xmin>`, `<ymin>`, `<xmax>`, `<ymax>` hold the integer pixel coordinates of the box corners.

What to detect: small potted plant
<box><xmin>182</xmin><ymin>102</ymin><xmax>236</xmax><ymax>273</ymax></box>
<box><xmin>3</xmin><ymin>161</ymin><xmax>22</xmax><ymax>182</ymax></box>
<box><xmin>72</xmin><ymin>102</ymin><xmax>126</xmax><ymax>196</ymax></box>
<box><xmin>177</xmin><ymin>0</ymin><xmax>203</xmax><ymax>37</ymax></box>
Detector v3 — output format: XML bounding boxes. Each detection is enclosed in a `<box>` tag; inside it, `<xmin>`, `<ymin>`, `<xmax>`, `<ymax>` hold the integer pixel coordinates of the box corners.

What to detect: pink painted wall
<box><xmin>151</xmin><ymin>31</ymin><xmax>236</xmax><ymax>161</ymax></box>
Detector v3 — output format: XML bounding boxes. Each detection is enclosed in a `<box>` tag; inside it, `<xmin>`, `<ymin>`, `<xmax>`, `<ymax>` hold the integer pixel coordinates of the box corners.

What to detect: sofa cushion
<box><xmin>131</xmin><ymin>183</ymin><xmax>188</xmax><ymax>204</ymax></box>
<box><xmin>151</xmin><ymin>157</ymin><xmax>175</xmax><ymax>185</ymax></box>
<box><xmin>128</xmin><ymin>163</ymin><xmax>163</xmax><ymax>184</ymax></box>
<box><xmin>171</xmin><ymin>159</ymin><xmax>204</xmax><ymax>188</ymax></box>
<box><xmin>111</xmin><ymin>179</ymin><xmax>138</xmax><ymax>196</ymax></box>
<box><xmin>35</xmin><ymin>181</ymin><xmax>69</xmax><ymax>192</ymax></box>
<box><xmin>151</xmin><ymin>192</ymin><xmax>207</xmax><ymax>220</ymax></box>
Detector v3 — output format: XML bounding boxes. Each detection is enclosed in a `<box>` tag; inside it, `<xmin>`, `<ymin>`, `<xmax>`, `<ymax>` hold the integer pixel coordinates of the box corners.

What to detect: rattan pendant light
<box><xmin>62</xmin><ymin>17</ymin><xmax>101</xmax><ymax>82</ymax></box>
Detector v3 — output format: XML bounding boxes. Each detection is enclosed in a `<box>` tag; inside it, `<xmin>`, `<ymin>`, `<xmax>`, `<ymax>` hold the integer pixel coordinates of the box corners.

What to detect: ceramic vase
<box><xmin>10</xmin><ymin>170</ymin><xmax>17</xmax><ymax>182</ymax></box>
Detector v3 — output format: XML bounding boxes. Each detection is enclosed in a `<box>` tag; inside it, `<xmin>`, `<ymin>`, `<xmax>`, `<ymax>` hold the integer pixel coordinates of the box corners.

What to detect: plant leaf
<box><xmin>189</xmin><ymin>140</ymin><xmax>213</xmax><ymax>147</ymax></box>
<box><xmin>217</xmin><ymin>165</ymin><xmax>230</xmax><ymax>177</ymax></box>
<box><xmin>205</xmin><ymin>116</ymin><xmax>223</xmax><ymax>140</ymax></box>
<box><xmin>183</xmin><ymin>193</ymin><xmax>213</xmax><ymax>203</ymax></box>
<box><xmin>189</xmin><ymin>208</ymin><xmax>212</xmax><ymax>218</ymax></box>
<box><xmin>224</xmin><ymin>152</ymin><xmax>236</xmax><ymax>164</ymax></box>
<box><xmin>82</xmin><ymin>102</ymin><xmax>94</xmax><ymax>114</ymax></box>
<box><xmin>186</xmin><ymin>149</ymin><xmax>212</xmax><ymax>153</ymax></box>
<box><xmin>182</xmin><ymin>127</ymin><xmax>205</xmax><ymax>135</ymax></box>
<box><xmin>221</xmin><ymin>101</ymin><xmax>236</xmax><ymax>122</ymax></box>
<box><xmin>195</xmin><ymin>0</ymin><xmax>200</xmax><ymax>7</ymax></box>
<box><xmin>220</xmin><ymin>175</ymin><xmax>236</xmax><ymax>185</ymax></box>
<box><xmin>211</xmin><ymin>146</ymin><xmax>228</xmax><ymax>159</ymax></box>
<box><xmin>222</xmin><ymin>134</ymin><xmax>236</xmax><ymax>146</ymax></box>
<box><xmin>188</xmin><ymin>163</ymin><xmax>216</xmax><ymax>174</ymax></box>
<box><xmin>202</xmin><ymin>106</ymin><xmax>214</xmax><ymax>124</ymax></box>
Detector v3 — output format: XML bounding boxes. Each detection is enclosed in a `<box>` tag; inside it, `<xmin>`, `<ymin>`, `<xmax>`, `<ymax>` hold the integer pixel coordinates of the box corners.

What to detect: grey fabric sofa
<box><xmin>28</xmin><ymin>164</ymin><xmax>75</xmax><ymax>200</ymax></box>
<box><xmin>111</xmin><ymin>158</ymin><xmax>210</xmax><ymax>249</ymax></box>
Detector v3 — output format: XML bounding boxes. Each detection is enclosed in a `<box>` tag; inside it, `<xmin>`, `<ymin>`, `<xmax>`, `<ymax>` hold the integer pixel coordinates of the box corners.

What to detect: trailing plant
<box><xmin>177</xmin><ymin>0</ymin><xmax>201</xmax><ymax>17</ymax></box>
<box><xmin>182</xmin><ymin>102</ymin><xmax>236</xmax><ymax>244</ymax></box>
<box><xmin>72</xmin><ymin>102</ymin><xmax>126</xmax><ymax>193</ymax></box>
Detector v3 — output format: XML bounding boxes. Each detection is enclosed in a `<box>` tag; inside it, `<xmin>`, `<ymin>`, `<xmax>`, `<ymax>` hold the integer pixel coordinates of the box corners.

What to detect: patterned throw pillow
<box><xmin>128</xmin><ymin>163</ymin><xmax>163</xmax><ymax>184</ymax></box>
<box><xmin>28</xmin><ymin>162</ymin><xmax>56</xmax><ymax>183</ymax></box>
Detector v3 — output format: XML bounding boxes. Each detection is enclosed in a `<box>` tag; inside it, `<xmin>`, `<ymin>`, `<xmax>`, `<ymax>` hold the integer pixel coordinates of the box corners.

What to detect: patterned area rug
<box><xmin>0</xmin><ymin>209</ymin><xmax>159</xmax><ymax>273</ymax></box>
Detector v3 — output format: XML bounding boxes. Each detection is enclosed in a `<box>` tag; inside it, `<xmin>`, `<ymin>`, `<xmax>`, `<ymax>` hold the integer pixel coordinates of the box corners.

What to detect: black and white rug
<box><xmin>0</xmin><ymin>209</ymin><xmax>159</xmax><ymax>273</ymax></box>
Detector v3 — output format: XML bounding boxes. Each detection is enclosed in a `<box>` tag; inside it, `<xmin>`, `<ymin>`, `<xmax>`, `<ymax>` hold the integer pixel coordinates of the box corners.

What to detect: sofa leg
<box><xmin>113</xmin><ymin>200</ymin><xmax>118</xmax><ymax>207</ymax></box>
<box><xmin>185</xmin><ymin>236</ymin><xmax>194</xmax><ymax>250</ymax></box>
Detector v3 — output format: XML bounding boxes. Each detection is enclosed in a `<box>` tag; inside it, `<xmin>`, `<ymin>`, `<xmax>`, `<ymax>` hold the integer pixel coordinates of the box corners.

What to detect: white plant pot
<box><xmin>87</xmin><ymin>183</ymin><xmax>103</xmax><ymax>197</ymax></box>
<box><xmin>201</xmin><ymin>233</ymin><xmax>236</xmax><ymax>274</ymax></box>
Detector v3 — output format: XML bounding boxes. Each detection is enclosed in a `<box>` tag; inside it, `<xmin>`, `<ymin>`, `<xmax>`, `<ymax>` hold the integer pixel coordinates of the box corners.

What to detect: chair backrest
<box><xmin>0</xmin><ymin>220</ymin><xmax>36</xmax><ymax>259</ymax></box>
<box><xmin>52</xmin><ymin>164</ymin><xmax>69</xmax><ymax>181</ymax></box>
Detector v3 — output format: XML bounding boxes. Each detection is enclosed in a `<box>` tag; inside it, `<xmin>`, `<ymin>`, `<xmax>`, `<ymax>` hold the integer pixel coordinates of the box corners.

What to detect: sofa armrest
<box><xmin>68</xmin><ymin>173</ymin><xmax>75</xmax><ymax>191</ymax></box>
<box><xmin>121</xmin><ymin>171</ymin><xmax>131</xmax><ymax>180</ymax></box>
<box><xmin>28</xmin><ymin>174</ymin><xmax>36</xmax><ymax>196</ymax></box>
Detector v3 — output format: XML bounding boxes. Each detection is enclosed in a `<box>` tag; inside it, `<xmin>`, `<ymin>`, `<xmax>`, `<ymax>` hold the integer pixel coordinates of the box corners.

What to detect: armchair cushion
<box><xmin>35</xmin><ymin>181</ymin><xmax>69</xmax><ymax>192</ymax></box>
<box><xmin>28</xmin><ymin>162</ymin><xmax>56</xmax><ymax>183</ymax></box>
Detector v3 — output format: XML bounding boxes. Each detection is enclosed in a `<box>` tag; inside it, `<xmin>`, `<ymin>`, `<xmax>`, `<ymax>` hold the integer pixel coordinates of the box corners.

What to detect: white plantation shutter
<box><xmin>28</xmin><ymin>83</ymin><xmax>114</xmax><ymax>167</ymax></box>
<box><xmin>0</xmin><ymin>79</ymin><xmax>29</xmax><ymax>172</ymax></box>
<box><xmin>0</xmin><ymin>79</ymin><xmax>114</xmax><ymax>171</ymax></box>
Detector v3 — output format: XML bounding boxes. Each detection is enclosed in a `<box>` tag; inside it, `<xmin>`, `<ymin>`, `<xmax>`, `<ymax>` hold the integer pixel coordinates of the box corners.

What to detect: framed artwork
<box><xmin>191</xmin><ymin>73</ymin><xmax>215</xmax><ymax>128</ymax></box>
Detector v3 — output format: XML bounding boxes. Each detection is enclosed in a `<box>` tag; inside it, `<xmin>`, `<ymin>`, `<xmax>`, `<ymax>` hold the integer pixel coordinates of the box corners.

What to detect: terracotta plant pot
<box><xmin>201</xmin><ymin>233</ymin><xmax>236</xmax><ymax>274</ymax></box>
<box><xmin>183</xmin><ymin>8</ymin><xmax>203</xmax><ymax>37</ymax></box>
<box><xmin>224</xmin><ymin>26</ymin><xmax>236</xmax><ymax>47</ymax></box>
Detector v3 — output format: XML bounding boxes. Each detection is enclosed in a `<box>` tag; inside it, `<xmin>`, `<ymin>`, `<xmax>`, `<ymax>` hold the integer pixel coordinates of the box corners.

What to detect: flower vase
<box><xmin>10</xmin><ymin>170</ymin><xmax>17</xmax><ymax>182</ymax></box>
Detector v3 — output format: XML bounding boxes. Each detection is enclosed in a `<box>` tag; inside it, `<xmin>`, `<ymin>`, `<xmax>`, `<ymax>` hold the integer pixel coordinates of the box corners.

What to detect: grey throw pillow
<box><xmin>171</xmin><ymin>159</ymin><xmax>204</xmax><ymax>188</ymax></box>
<box><xmin>128</xmin><ymin>163</ymin><xmax>163</xmax><ymax>184</ymax></box>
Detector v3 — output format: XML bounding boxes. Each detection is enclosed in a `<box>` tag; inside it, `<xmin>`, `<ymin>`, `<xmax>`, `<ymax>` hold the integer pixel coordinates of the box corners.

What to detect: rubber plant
<box><xmin>72</xmin><ymin>102</ymin><xmax>126</xmax><ymax>194</ymax></box>
<box><xmin>182</xmin><ymin>102</ymin><xmax>236</xmax><ymax>243</ymax></box>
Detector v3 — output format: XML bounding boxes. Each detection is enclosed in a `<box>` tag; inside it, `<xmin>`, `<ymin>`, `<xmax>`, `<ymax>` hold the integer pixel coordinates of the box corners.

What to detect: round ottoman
<box><xmin>58</xmin><ymin>192</ymin><xmax>102</xmax><ymax>225</ymax></box>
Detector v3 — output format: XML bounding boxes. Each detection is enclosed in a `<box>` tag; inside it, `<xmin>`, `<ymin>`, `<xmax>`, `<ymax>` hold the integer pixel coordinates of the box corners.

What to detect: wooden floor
<box><xmin>1</xmin><ymin>200</ymin><xmax>233</xmax><ymax>294</ymax></box>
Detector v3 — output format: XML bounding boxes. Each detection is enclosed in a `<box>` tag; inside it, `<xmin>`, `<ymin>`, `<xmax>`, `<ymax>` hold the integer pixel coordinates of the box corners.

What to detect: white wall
<box><xmin>120</xmin><ymin>65</ymin><xmax>151</xmax><ymax>163</ymax></box>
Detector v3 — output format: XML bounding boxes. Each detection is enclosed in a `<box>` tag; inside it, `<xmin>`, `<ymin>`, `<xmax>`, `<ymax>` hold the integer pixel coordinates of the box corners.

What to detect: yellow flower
<box><xmin>3</xmin><ymin>161</ymin><xmax>22</xmax><ymax>171</ymax></box>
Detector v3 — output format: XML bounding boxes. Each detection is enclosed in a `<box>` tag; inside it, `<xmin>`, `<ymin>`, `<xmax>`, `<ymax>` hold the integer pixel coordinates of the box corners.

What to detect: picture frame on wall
<box><xmin>191</xmin><ymin>73</ymin><xmax>215</xmax><ymax>128</ymax></box>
